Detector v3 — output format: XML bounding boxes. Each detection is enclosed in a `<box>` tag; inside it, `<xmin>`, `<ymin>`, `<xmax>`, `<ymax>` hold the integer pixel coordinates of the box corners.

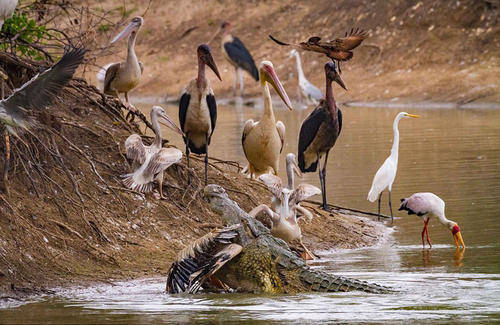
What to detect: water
<box><xmin>1</xmin><ymin>102</ymin><xmax>499</xmax><ymax>323</ymax></box>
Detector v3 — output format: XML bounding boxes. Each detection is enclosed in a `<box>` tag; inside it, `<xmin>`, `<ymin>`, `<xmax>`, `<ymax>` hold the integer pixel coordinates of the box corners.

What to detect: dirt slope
<box><xmin>88</xmin><ymin>0</ymin><xmax>499</xmax><ymax>104</ymax></box>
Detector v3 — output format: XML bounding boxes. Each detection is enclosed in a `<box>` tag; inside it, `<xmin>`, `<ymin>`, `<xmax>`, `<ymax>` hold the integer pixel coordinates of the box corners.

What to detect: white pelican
<box><xmin>298</xmin><ymin>62</ymin><xmax>346</xmax><ymax>210</ymax></box>
<box><xmin>179</xmin><ymin>44</ymin><xmax>221</xmax><ymax>185</ymax></box>
<box><xmin>122</xmin><ymin>106</ymin><xmax>183</xmax><ymax>198</ymax></box>
<box><xmin>0</xmin><ymin>0</ymin><xmax>17</xmax><ymax>30</ymax></box>
<box><xmin>289</xmin><ymin>50</ymin><xmax>322</xmax><ymax>105</ymax></box>
<box><xmin>250</xmin><ymin>173</ymin><xmax>321</xmax><ymax>260</ymax></box>
<box><xmin>242</xmin><ymin>61</ymin><xmax>292</xmax><ymax>179</ymax></box>
<box><xmin>367</xmin><ymin>112</ymin><xmax>420</xmax><ymax>221</ymax></box>
<box><xmin>104</xmin><ymin>16</ymin><xmax>144</xmax><ymax>111</ymax></box>
<box><xmin>209</xmin><ymin>21</ymin><xmax>258</xmax><ymax>95</ymax></box>
<box><xmin>399</xmin><ymin>192</ymin><xmax>465</xmax><ymax>249</ymax></box>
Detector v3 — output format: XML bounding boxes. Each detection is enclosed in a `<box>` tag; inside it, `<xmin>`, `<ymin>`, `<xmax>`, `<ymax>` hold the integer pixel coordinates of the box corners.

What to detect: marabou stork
<box><xmin>179</xmin><ymin>44</ymin><xmax>221</xmax><ymax>185</ymax></box>
<box><xmin>241</xmin><ymin>61</ymin><xmax>292</xmax><ymax>179</ymax></box>
<box><xmin>297</xmin><ymin>61</ymin><xmax>346</xmax><ymax>211</ymax></box>
<box><xmin>0</xmin><ymin>46</ymin><xmax>86</xmax><ymax>194</ymax></box>
<box><xmin>209</xmin><ymin>21</ymin><xmax>258</xmax><ymax>95</ymax></box>
<box><xmin>270</xmin><ymin>28</ymin><xmax>367</xmax><ymax>73</ymax></box>
<box><xmin>399</xmin><ymin>192</ymin><xmax>465</xmax><ymax>249</ymax></box>
<box><xmin>289</xmin><ymin>50</ymin><xmax>322</xmax><ymax>105</ymax></box>
<box><xmin>122</xmin><ymin>106</ymin><xmax>183</xmax><ymax>199</ymax></box>
<box><xmin>0</xmin><ymin>0</ymin><xmax>17</xmax><ymax>30</ymax></box>
<box><xmin>367</xmin><ymin>112</ymin><xmax>420</xmax><ymax>221</ymax></box>
<box><xmin>104</xmin><ymin>16</ymin><xmax>144</xmax><ymax>113</ymax></box>
<box><xmin>251</xmin><ymin>172</ymin><xmax>321</xmax><ymax>260</ymax></box>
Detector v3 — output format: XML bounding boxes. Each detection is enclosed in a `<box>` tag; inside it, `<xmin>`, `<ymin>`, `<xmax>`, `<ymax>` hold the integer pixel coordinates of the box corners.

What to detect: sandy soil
<box><xmin>87</xmin><ymin>0</ymin><xmax>499</xmax><ymax>104</ymax></box>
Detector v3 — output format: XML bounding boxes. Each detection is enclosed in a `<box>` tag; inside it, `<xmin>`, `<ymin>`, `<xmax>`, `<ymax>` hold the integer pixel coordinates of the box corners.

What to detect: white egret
<box><xmin>289</xmin><ymin>49</ymin><xmax>322</xmax><ymax>105</ymax></box>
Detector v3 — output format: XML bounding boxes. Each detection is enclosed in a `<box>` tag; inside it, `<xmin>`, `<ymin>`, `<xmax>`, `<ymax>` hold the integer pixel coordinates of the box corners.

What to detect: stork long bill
<box><xmin>204</xmin><ymin>52</ymin><xmax>222</xmax><ymax>81</ymax></box>
<box><xmin>263</xmin><ymin>64</ymin><xmax>293</xmax><ymax>110</ymax></box>
<box><xmin>453</xmin><ymin>230</ymin><xmax>465</xmax><ymax>249</ymax></box>
<box><xmin>159</xmin><ymin>111</ymin><xmax>184</xmax><ymax>136</ymax></box>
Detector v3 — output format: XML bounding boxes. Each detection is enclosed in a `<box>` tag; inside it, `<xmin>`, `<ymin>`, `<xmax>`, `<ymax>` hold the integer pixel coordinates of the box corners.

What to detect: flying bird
<box><xmin>367</xmin><ymin>112</ymin><xmax>420</xmax><ymax>221</ymax></box>
<box><xmin>399</xmin><ymin>192</ymin><xmax>465</xmax><ymax>249</ymax></box>
<box><xmin>270</xmin><ymin>28</ymin><xmax>367</xmax><ymax>72</ymax></box>
<box><xmin>297</xmin><ymin>61</ymin><xmax>346</xmax><ymax>211</ymax></box>
<box><xmin>179</xmin><ymin>44</ymin><xmax>221</xmax><ymax>185</ymax></box>
<box><xmin>122</xmin><ymin>106</ymin><xmax>183</xmax><ymax>198</ymax></box>
<box><xmin>209</xmin><ymin>21</ymin><xmax>259</xmax><ymax>95</ymax></box>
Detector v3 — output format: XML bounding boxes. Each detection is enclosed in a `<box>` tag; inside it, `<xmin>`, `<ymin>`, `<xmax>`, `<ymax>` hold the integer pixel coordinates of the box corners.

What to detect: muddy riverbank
<box><xmin>0</xmin><ymin>54</ymin><xmax>389</xmax><ymax>300</ymax></box>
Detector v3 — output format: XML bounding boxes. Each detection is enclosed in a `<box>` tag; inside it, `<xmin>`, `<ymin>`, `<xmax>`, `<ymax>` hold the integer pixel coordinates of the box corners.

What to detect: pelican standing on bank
<box><xmin>104</xmin><ymin>16</ymin><xmax>144</xmax><ymax>111</ymax></box>
<box><xmin>242</xmin><ymin>61</ymin><xmax>293</xmax><ymax>178</ymax></box>
<box><xmin>179</xmin><ymin>44</ymin><xmax>221</xmax><ymax>185</ymax></box>
<box><xmin>367</xmin><ymin>112</ymin><xmax>419</xmax><ymax>221</ymax></box>
<box><xmin>122</xmin><ymin>106</ymin><xmax>183</xmax><ymax>198</ymax></box>
<box><xmin>0</xmin><ymin>0</ymin><xmax>17</xmax><ymax>30</ymax></box>
<box><xmin>209</xmin><ymin>21</ymin><xmax>258</xmax><ymax>95</ymax></box>
<box><xmin>289</xmin><ymin>50</ymin><xmax>322</xmax><ymax>105</ymax></box>
<box><xmin>298</xmin><ymin>62</ymin><xmax>346</xmax><ymax>211</ymax></box>
<box><xmin>399</xmin><ymin>192</ymin><xmax>465</xmax><ymax>249</ymax></box>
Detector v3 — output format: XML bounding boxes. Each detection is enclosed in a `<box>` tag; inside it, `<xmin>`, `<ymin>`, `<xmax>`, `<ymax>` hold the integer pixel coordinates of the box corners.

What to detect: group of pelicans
<box><xmin>0</xmin><ymin>13</ymin><xmax>465</xmax><ymax>265</ymax></box>
<box><xmin>99</xmin><ymin>16</ymin><xmax>465</xmax><ymax>253</ymax></box>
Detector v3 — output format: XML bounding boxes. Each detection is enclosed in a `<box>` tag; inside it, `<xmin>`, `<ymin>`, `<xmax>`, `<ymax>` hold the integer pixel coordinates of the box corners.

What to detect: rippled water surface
<box><xmin>1</xmin><ymin>102</ymin><xmax>499</xmax><ymax>323</ymax></box>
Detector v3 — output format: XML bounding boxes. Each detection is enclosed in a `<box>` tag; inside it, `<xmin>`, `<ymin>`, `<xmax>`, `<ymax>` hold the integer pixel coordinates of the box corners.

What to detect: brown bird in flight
<box><xmin>269</xmin><ymin>28</ymin><xmax>368</xmax><ymax>72</ymax></box>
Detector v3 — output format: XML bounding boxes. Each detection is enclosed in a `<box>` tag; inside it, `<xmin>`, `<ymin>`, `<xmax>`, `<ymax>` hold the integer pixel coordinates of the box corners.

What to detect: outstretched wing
<box><xmin>124</xmin><ymin>134</ymin><xmax>147</xmax><ymax>165</ymax></box>
<box><xmin>143</xmin><ymin>147</ymin><xmax>182</xmax><ymax>179</ymax></box>
<box><xmin>166</xmin><ymin>224</ymin><xmax>242</xmax><ymax>294</ymax></box>
<box><xmin>330</xmin><ymin>28</ymin><xmax>368</xmax><ymax>51</ymax></box>
<box><xmin>258</xmin><ymin>173</ymin><xmax>283</xmax><ymax>198</ymax></box>
<box><xmin>291</xmin><ymin>184</ymin><xmax>321</xmax><ymax>205</ymax></box>
<box><xmin>1</xmin><ymin>46</ymin><xmax>86</xmax><ymax>128</ymax></box>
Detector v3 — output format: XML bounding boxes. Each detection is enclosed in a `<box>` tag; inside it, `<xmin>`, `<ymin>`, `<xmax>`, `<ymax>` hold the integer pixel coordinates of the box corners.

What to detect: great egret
<box><xmin>367</xmin><ymin>112</ymin><xmax>420</xmax><ymax>221</ymax></box>
<box><xmin>289</xmin><ymin>49</ymin><xmax>322</xmax><ymax>105</ymax></box>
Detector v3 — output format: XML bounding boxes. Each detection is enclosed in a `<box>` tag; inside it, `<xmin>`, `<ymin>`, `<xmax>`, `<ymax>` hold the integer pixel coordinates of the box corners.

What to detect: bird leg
<box><xmin>319</xmin><ymin>151</ymin><xmax>330</xmax><ymax>211</ymax></box>
<box><xmin>421</xmin><ymin>222</ymin><xmax>426</xmax><ymax>248</ymax></box>
<box><xmin>388</xmin><ymin>190</ymin><xmax>394</xmax><ymax>223</ymax></box>
<box><xmin>124</xmin><ymin>92</ymin><xmax>137</xmax><ymax>122</ymax></box>
<box><xmin>424</xmin><ymin>220</ymin><xmax>432</xmax><ymax>248</ymax></box>
<box><xmin>2</xmin><ymin>131</ymin><xmax>10</xmax><ymax>196</ymax></box>
<box><xmin>239</xmin><ymin>68</ymin><xmax>244</xmax><ymax>95</ymax></box>
<box><xmin>204</xmin><ymin>141</ymin><xmax>209</xmax><ymax>186</ymax></box>
<box><xmin>377</xmin><ymin>192</ymin><xmax>383</xmax><ymax>221</ymax></box>
<box><xmin>185</xmin><ymin>138</ymin><xmax>191</xmax><ymax>185</ymax></box>
<box><xmin>233</xmin><ymin>68</ymin><xmax>239</xmax><ymax>96</ymax></box>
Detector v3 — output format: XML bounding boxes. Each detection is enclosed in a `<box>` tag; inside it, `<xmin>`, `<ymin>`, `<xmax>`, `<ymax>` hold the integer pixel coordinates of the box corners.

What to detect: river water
<box><xmin>1</xmin><ymin>101</ymin><xmax>499</xmax><ymax>323</ymax></box>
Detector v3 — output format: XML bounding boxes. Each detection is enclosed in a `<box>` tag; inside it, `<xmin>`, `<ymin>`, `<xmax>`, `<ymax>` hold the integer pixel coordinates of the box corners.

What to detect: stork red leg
<box><xmin>425</xmin><ymin>220</ymin><xmax>432</xmax><ymax>248</ymax></box>
<box><xmin>421</xmin><ymin>223</ymin><xmax>426</xmax><ymax>248</ymax></box>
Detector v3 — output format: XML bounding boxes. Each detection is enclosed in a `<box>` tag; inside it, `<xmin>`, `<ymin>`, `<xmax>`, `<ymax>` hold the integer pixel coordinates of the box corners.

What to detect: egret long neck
<box><xmin>325</xmin><ymin>78</ymin><xmax>336</xmax><ymax>113</ymax></box>
<box><xmin>262</xmin><ymin>82</ymin><xmax>275</xmax><ymax>122</ymax></box>
<box><xmin>151</xmin><ymin>112</ymin><xmax>162</xmax><ymax>148</ymax></box>
<box><xmin>197</xmin><ymin>59</ymin><xmax>206</xmax><ymax>89</ymax></box>
<box><xmin>126</xmin><ymin>32</ymin><xmax>139</xmax><ymax>67</ymax></box>
<box><xmin>390</xmin><ymin>117</ymin><xmax>401</xmax><ymax>158</ymax></box>
<box><xmin>294</xmin><ymin>53</ymin><xmax>306</xmax><ymax>82</ymax></box>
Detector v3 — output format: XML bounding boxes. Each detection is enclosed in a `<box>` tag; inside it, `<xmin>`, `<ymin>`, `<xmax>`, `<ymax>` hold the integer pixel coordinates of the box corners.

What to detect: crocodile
<box><xmin>166</xmin><ymin>184</ymin><xmax>392</xmax><ymax>294</ymax></box>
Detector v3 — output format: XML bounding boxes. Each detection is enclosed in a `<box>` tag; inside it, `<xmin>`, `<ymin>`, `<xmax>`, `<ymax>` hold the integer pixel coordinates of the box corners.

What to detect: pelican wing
<box><xmin>224</xmin><ymin>36</ymin><xmax>259</xmax><ymax>81</ymax></box>
<box><xmin>97</xmin><ymin>62</ymin><xmax>115</xmax><ymax>85</ymax></box>
<box><xmin>1</xmin><ymin>46</ymin><xmax>86</xmax><ymax>128</ymax></box>
<box><xmin>291</xmin><ymin>184</ymin><xmax>321</xmax><ymax>204</ymax></box>
<box><xmin>258</xmin><ymin>173</ymin><xmax>283</xmax><ymax>198</ymax></box>
<box><xmin>241</xmin><ymin>119</ymin><xmax>258</xmax><ymax>160</ymax></box>
<box><xmin>166</xmin><ymin>224</ymin><xmax>242</xmax><ymax>294</ymax></box>
<box><xmin>103</xmin><ymin>62</ymin><xmax>120</xmax><ymax>94</ymax></box>
<box><xmin>124</xmin><ymin>133</ymin><xmax>147</xmax><ymax>165</ymax></box>
<box><xmin>206</xmin><ymin>93</ymin><xmax>217</xmax><ymax>143</ymax></box>
<box><xmin>143</xmin><ymin>147</ymin><xmax>182</xmax><ymax>179</ymax></box>
<box><xmin>276</xmin><ymin>120</ymin><xmax>285</xmax><ymax>154</ymax></box>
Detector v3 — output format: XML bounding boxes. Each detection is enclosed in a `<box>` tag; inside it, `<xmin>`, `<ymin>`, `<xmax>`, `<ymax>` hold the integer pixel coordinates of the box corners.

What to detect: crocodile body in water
<box><xmin>166</xmin><ymin>184</ymin><xmax>391</xmax><ymax>294</ymax></box>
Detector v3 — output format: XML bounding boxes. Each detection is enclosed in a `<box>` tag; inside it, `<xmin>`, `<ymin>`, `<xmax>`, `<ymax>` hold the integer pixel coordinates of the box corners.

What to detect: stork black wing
<box><xmin>297</xmin><ymin>105</ymin><xmax>327</xmax><ymax>173</ymax></box>
<box><xmin>206</xmin><ymin>94</ymin><xmax>217</xmax><ymax>144</ymax></box>
<box><xmin>2</xmin><ymin>46</ymin><xmax>86</xmax><ymax>127</ymax></box>
<box><xmin>224</xmin><ymin>36</ymin><xmax>259</xmax><ymax>81</ymax></box>
<box><xmin>337</xmin><ymin>108</ymin><xmax>342</xmax><ymax>136</ymax></box>
<box><xmin>178</xmin><ymin>91</ymin><xmax>190</xmax><ymax>134</ymax></box>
